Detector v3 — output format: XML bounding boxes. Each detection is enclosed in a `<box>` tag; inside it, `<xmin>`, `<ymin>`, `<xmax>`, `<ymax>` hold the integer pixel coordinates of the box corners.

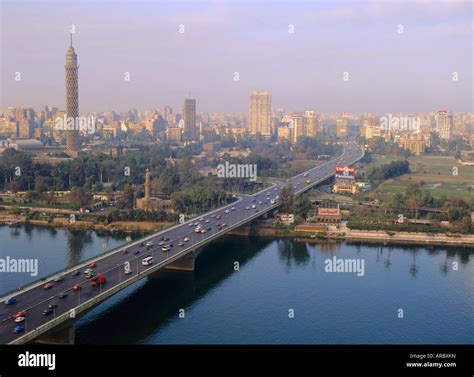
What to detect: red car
<box><xmin>43</xmin><ymin>283</ymin><xmax>54</xmax><ymax>289</ymax></box>
<box><xmin>11</xmin><ymin>310</ymin><xmax>26</xmax><ymax>319</ymax></box>
<box><xmin>90</xmin><ymin>274</ymin><xmax>106</xmax><ymax>287</ymax></box>
<box><xmin>89</xmin><ymin>262</ymin><xmax>97</xmax><ymax>268</ymax></box>
<box><xmin>73</xmin><ymin>284</ymin><xmax>82</xmax><ymax>291</ymax></box>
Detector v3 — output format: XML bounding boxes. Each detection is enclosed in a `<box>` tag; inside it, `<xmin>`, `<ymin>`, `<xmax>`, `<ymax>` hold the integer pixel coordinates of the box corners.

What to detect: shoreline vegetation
<box><xmin>2</xmin><ymin>212</ymin><xmax>474</xmax><ymax>248</ymax></box>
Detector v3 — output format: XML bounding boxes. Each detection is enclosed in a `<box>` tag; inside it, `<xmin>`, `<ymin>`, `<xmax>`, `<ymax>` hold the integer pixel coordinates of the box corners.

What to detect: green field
<box><xmin>363</xmin><ymin>155</ymin><xmax>474</xmax><ymax>201</ymax></box>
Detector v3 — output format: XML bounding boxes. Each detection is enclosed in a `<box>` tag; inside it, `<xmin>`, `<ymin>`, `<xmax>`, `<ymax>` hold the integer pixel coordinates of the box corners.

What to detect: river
<box><xmin>0</xmin><ymin>225</ymin><xmax>472</xmax><ymax>344</ymax></box>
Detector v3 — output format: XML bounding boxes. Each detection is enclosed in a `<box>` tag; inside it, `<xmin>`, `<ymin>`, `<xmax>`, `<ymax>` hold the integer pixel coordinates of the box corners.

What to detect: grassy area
<box><xmin>362</xmin><ymin>155</ymin><xmax>474</xmax><ymax>201</ymax></box>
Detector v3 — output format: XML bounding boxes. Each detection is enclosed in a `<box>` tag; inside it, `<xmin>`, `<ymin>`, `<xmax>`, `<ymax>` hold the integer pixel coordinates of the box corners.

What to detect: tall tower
<box><xmin>183</xmin><ymin>99</ymin><xmax>196</xmax><ymax>140</ymax></box>
<box><xmin>249</xmin><ymin>91</ymin><xmax>271</xmax><ymax>138</ymax></box>
<box><xmin>65</xmin><ymin>33</ymin><xmax>80</xmax><ymax>155</ymax></box>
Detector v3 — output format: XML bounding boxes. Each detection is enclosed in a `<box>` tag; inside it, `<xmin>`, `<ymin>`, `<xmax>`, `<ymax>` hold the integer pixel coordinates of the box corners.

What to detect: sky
<box><xmin>0</xmin><ymin>0</ymin><xmax>472</xmax><ymax>114</ymax></box>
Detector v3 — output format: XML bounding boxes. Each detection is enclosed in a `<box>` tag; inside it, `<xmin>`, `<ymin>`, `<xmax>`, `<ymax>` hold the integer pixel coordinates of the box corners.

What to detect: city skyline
<box><xmin>1</xmin><ymin>0</ymin><xmax>472</xmax><ymax>114</ymax></box>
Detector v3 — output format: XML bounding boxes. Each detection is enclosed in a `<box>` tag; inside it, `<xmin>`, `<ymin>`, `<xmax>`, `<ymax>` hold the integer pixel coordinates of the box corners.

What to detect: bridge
<box><xmin>0</xmin><ymin>142</ymin><xmax>364</xmax><ymax>344</ymax></box>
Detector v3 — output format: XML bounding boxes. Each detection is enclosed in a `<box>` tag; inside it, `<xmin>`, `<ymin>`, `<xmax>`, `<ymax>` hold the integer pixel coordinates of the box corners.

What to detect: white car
<box><xmin>224</xmin><ymin>210</ymin><xmax>230</xmax><ymax>214</ymax></box>
<box><xmin>251</xmin><ymin>205</ymin><xmax>256</xmax><ymax>209</ymax></box>
<box><xmin>199</xmin><ymin>217</ymin><xmax>204</xmax><ymax>221</ymax></box>
<box><xmin>145</xmin><ymin>241</ymin><xmax>153</xmax><ymax>247</ymax></box>
<box><xmin>270</xmin><ymin>199</ymin><xmax>275</xmax><ymax>204</ymax></box>
<box><xmin>231</xmin><ymin>207</ymin><xmax>235</xmax><ymax>211</ymax></box>
<box><xmin>142</xmin><ymin>256</ymin><xmax>153</xmax><ymax>266</ymax></box>
<box><xmin>15</xmin><ymin>316</ymin><xmax>25</xmax><ymax>323</ymax></box>
<box><xmin>184</xmin><ymin>237</ymin><xmax>190</xmax><ymax>242</ymax></box>
<box><xmin>245</xmin><ymin>207</ymin><xmax>250</xmax><ymax>210</ymax></box>
<box><xmin>205</xmin><ymin>219</ymin><xmax>210</xmax><ymax>223</ymax></box>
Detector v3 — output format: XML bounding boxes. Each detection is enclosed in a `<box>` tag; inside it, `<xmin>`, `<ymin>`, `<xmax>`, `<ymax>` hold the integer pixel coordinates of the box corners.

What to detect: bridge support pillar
<box><xmin>34</xmin><ymin>324</ymin><xmax>75</xmax><ymax>345</ymax></box>
<box><xmin>165</xmin><ymin>251</ymin><xmax>197</xmax><ymax>271</ymax></box>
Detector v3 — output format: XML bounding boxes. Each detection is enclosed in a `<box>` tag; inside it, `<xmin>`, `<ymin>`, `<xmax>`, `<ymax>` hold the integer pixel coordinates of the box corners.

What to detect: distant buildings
<box><xmin>248</xmin><ymin>91</ymin><xmax>271</xmax><ymax>138</ymax></box>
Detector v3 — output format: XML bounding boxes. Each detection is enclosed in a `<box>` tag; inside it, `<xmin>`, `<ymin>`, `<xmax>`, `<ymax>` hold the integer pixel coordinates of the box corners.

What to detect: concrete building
<box><xmin>305</xmin><ymin>111</ymin><xmax>318</xmax><ymax>137</ymax></box>
<box><xmin>336</xmin><ymin>117</ymin><xmax>349</xmax><ymax>138</ymax></box>
<box><xmin>277</xmin><ymin>123</ymin><xmax>292</xmax><ymax>143</ymax></box>
<box><xmin>248</xmin><ymin>91</ymin><xmax>271</xmax><ymax>138</ymax></box>
<box><xmin>166</xmin><ymin>126</ymin><xmax>182</xmax><ymax>144</ymax></box>
<box><xmin>435</xmin><ymin>110</ymin><xmax>452</xmax><ymax>140</ymax></box>
<box><xmin>183</xmin><ymin>99</ymin><xmax>196</xmax><ymax>140</ymax></box>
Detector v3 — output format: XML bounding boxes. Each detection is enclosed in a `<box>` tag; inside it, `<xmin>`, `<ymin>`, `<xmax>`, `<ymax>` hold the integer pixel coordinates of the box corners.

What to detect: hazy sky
<box><xmin>1</xmin><ymin>0</ymin><xmax>472</xmax><ymax>114</ymax></box>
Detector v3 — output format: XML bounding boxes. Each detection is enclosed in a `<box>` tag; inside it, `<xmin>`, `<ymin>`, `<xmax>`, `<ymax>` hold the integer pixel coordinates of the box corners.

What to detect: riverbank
<box><xmin>241</xmin><ymin>223</ymin><xmax>474</xmax><ymax>247</ymax></box>
<box><xmin>2</xmin><ymin>211</ymin><xmax>474</xmax><ymax>247</ymax></box>
<box><xmin>0</xmin><ymin>212</ymin><xmax>172</xmax><ymax>234</ymax></box>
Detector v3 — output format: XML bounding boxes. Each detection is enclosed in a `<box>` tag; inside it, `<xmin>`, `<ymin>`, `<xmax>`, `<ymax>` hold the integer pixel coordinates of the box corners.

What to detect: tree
<box><xmin>293</xmin><ymin>195</ymin><xmax>312</xmax><ymax>219</ymax></box>
<box><xmin>69</xmin><ymin>186</ymin><xmax>92</xmax><ymax>209</ymax></box>
<box><xmin>280</xmin><ymin>185</ymin><xmax>294</xmax><ymax>213</ymax></box>
<box><xmin>461</xmin><ymin>216</ymin><xmax>471</xmax><ymax>233</ymax></box>
<box><xmin>120</xmin><ymin>184</ymin><xmax>135</xmax><ymax>209</ymax></box>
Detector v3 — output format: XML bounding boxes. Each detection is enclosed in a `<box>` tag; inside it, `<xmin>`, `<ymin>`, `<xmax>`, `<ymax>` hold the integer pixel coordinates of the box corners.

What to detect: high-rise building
<box><xmin>248</xmin><ymin>91</ymin><xmax>271</xmax><ymax>138</ymax></box>
<box><xmin>305</xmin><ymin>111</ymin><xmax>318</xmax><ymax>137</ymax></box>
<box><xmin>65</xmin><ymin>33</ymin><xmax>80</xmax><ymax>155</ymax></box>
<box><xmin>435</xmin><ymin>110</ymin><xmax>452</xmax><ymax>140</ymax></box>
<box><xmin>336</xmin><ymin>115</ymin><xmax>349</xmax><ymax>138</ymax></box>
<box><xmin>290</xmin><ymin>113</ymin><xmax>306</xmax><ymax>143</ymax></box>
<box><xmin>183</xmin><ymin>99</ymin><xmax>196</xmax><ymax>140</ymax></box>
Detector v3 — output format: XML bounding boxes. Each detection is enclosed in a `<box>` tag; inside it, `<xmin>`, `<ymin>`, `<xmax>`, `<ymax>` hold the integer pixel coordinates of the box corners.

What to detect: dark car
<box><xmin>42</xmin><ymin>308</ymin><xmax>53</xmax><ymax>316</ymax></box>
<box><xmin>122</xmin><ymin>249</ymin><xmax>128</xmax><ymax>255</ymax></box>
<box><xmin>71</xmin><ymin>271</ymin><xmax>80</xmax><ymax>276</ymax></box>
<box><xmin>133</xmin><ymin>250</ymin><xmax>140</xmax><ymax>255</ymax></box>
<box><xmin>58</xmin><ymin>292</ymin><xmax>67</xmax><ymax>299</ymax></box>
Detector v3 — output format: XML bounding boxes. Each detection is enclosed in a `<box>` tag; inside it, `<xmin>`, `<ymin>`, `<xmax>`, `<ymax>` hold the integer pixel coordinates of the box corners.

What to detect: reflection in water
<box><xmin>277</xmin><ymin>239</ymin><xmax>311</xmax><ymax>269</ymax></box>
<box><xmin>384</xmin><ymin>249</ymin><xmax>392</xmax><ymax>269</ymax></box>
<box><xmin>409</xmin><ymin>251</ymin><xmax>419</xmax><ymax>278</ymax></box>
<box><xmin>66</xmin><ymin>230</ymin><xmax>94</xmax><ymax>267</ymax></box>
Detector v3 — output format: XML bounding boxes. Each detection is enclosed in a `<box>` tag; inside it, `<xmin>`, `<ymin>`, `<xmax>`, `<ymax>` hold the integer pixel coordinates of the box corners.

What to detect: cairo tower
<box><xmin>65</xmin><ymin>33</ymin><xmax>80</xmax><ymax>156</ymax></box>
